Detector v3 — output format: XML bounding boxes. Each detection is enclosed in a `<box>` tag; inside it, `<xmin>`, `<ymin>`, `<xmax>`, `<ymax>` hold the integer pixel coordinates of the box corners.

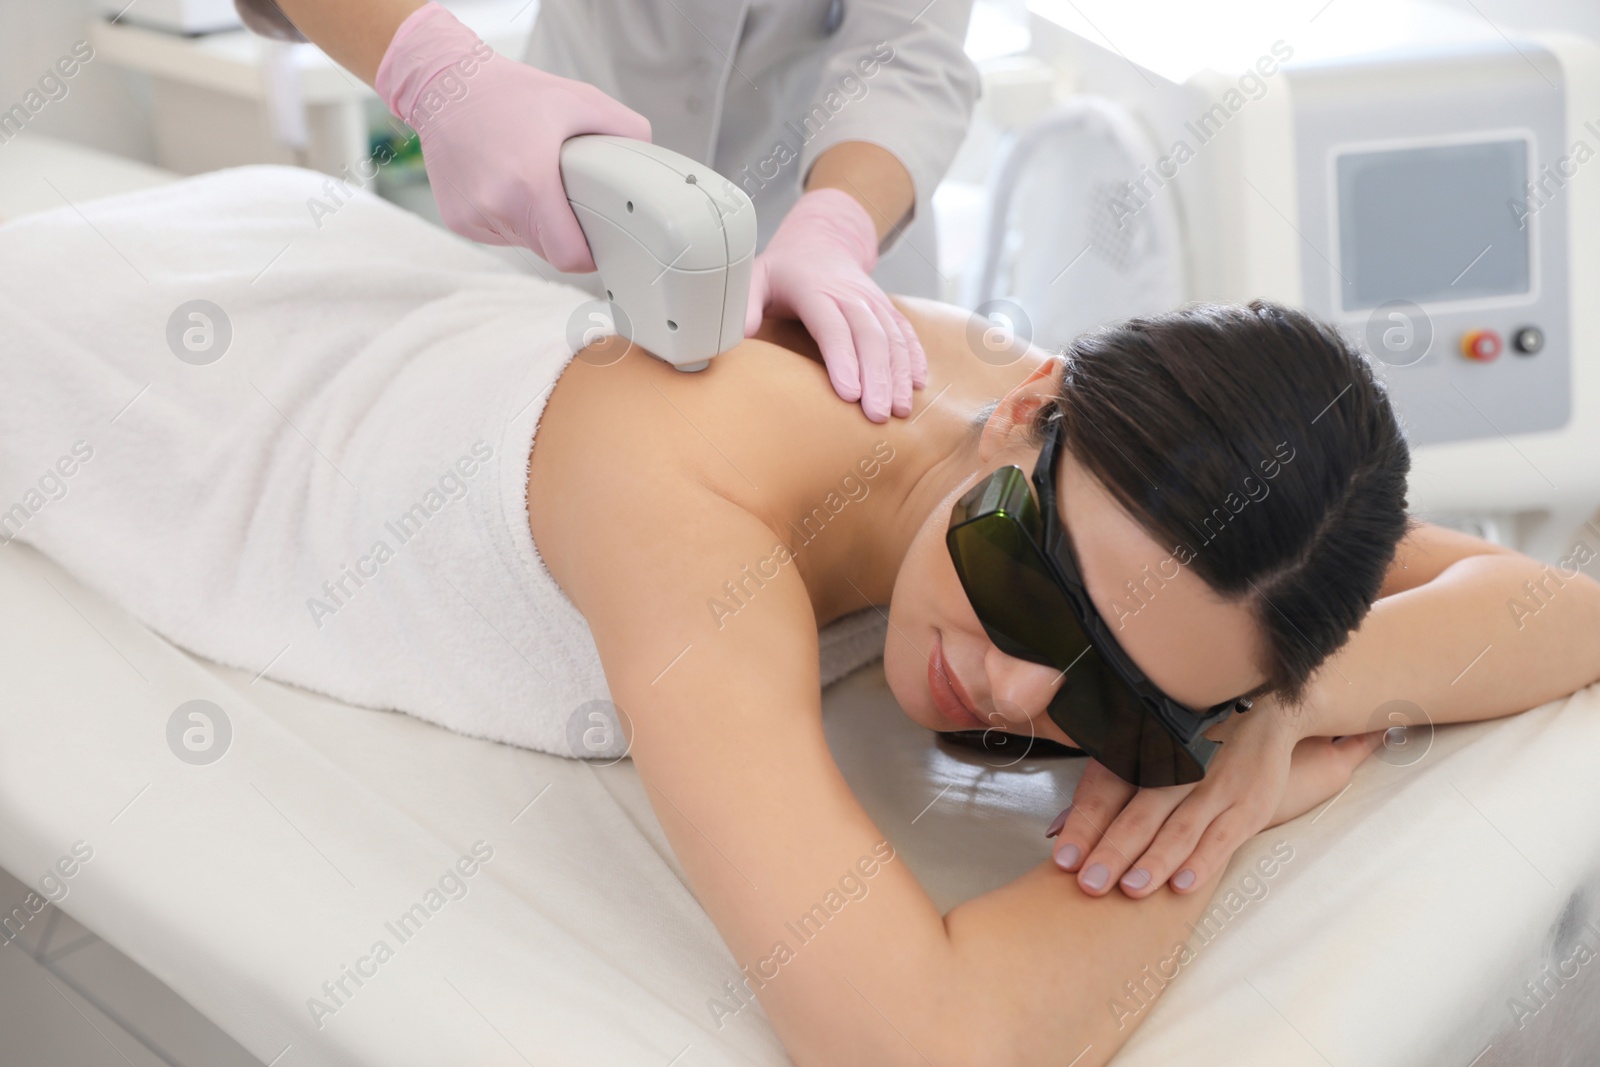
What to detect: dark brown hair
<box><xmin>1040</xmin><ymin>301</ymin><xmax>1412</xmax><ymax>704</ymax></box>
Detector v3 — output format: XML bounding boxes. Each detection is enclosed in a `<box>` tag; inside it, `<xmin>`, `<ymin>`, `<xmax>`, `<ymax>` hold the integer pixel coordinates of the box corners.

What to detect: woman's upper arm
<box><xmin>1377</xmin><ymin>519</ymin><xmax>1518</xmax><ymax>598</ymax></box>
<box><xmin>569</xmin><ymin>492</ymin><xmax>958</xmax><ymax>1064</ymax></box>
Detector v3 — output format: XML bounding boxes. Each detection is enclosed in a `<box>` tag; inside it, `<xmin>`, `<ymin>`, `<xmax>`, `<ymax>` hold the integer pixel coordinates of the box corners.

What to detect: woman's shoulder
<box><xmin>526</xmin><ymin>332</ymin><xmax>825</xmax><ymax>634</ymax></box>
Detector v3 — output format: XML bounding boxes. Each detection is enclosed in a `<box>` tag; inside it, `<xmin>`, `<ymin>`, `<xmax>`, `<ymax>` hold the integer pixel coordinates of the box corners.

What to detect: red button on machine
<box><xmin>1460</xmin><ymin>328</ymin><xmax>1502</xmax><ymax>361</ymax></box>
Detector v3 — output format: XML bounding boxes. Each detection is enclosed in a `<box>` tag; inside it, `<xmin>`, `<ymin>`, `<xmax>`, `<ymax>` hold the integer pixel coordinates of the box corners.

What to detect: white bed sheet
<box><xmin>4</xmin><ymin>138</ymin><xmax>1600</xmax><ymax>1067</ymax></box>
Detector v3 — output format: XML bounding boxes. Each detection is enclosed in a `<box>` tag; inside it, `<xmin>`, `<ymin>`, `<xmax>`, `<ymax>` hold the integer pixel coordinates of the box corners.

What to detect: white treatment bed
<box><xmin>4</xmin><ymin>136</ymin><xmax>1600</xmax><ymax>1066</ymax></box>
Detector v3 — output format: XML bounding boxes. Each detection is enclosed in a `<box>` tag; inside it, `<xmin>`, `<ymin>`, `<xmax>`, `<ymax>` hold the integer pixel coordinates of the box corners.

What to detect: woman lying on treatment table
<box><xmin>541</xmin><ymin>301</ymin><xmax>1600</xmax><ymax>1067</ymax></box>
<box><xmin>4</xmin><ymin>168</ymin><xmax>1599</xmax><ymax>1066</ymax></box>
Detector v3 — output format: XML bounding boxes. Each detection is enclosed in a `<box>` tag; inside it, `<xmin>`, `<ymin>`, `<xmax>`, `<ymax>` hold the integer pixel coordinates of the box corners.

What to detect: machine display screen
<box><xmin>1336</xmin><ymin>139</ymin><xmax>1531</xmax><ymax>310</ymax></box>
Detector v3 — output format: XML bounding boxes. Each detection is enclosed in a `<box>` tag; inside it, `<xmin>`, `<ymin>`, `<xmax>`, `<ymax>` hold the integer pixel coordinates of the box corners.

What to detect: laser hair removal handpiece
<box><xmin>559</xmin><ymin>135</ymin><xmax>757</xmax><ymax>372</ymax></box>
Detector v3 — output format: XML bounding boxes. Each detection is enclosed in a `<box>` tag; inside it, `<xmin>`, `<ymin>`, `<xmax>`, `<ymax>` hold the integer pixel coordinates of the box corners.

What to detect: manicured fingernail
<box><xmin>1173</xmin><ymin>869</ymin><xmax>1196</xmax><ymax>891</ymax></box>
<box><xmin>1121</xmin><ymin>867</ymin><xmax>1151</xmax><ymax>891</ymax></box>
<box><xmin>1054</xmin><ymin>843</ymin><xmax>1080</xmax><ymax>870</ymax></box>
<box><xmin>1045</xmin><ymin>806</ymin><xmax>1071</xmax><ymax>838</ymax></box>
<box><xmin>1081</xmin><ymin>863</ymin><xmax>1109</xmax><ymax>891</ymax></box>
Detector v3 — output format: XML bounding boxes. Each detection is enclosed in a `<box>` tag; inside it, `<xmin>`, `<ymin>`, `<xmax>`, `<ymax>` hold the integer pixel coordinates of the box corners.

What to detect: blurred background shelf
<box><xmin>83</xmin><ymin>0</ymin><xmax>536</xmax><ymax>177</ymax></box>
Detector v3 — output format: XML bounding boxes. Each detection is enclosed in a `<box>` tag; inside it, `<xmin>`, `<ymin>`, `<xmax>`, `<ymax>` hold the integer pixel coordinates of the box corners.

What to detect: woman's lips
<box><xmin>929</xmin><ymin>634</ymin><xmax>988</xmax><ymax>731</ymax></box>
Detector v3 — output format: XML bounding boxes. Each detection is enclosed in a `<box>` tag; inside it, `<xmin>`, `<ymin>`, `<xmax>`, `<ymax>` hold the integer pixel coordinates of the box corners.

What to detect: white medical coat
<box><xmin>525</xmin><ymin>0</ymin><xmax>978</xmax><ymax>290</ymax></box>
<box><xmin>235</xmin><ymin>0</ymin><xmax>979</xmax><ymax>293</ymax></box>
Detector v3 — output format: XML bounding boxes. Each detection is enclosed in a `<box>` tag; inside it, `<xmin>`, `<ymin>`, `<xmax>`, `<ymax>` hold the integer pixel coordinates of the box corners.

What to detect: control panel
<box><xmin>1290</xmin><ymin>43</ymin><xmax>1570</xmax><ymax>446</ymax></box>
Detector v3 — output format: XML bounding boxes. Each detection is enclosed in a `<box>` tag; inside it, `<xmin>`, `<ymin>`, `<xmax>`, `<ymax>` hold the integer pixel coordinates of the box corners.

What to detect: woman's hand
<box><xmin>745</xmin><ymin>188</ymin><xmax>926</xmax><ymax>423</ymax></box>
<box><xmin>1045</xmin><ymin>699</ymin><xmax>1384</xmax><ymax>898</ymax></box>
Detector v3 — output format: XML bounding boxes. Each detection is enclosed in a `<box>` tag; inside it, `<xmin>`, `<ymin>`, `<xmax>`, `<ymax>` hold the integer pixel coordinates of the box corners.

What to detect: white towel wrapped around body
<box><xmin>0</xmin><ymin>165</ymin><xmax>884</xmax><ymax>756</ymax></box>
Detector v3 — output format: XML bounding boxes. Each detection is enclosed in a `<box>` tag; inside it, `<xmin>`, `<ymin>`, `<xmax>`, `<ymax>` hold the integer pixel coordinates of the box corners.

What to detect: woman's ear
<box><xmin>978</xmin><ymin>357</ymin><xmax>1061</xmax><ymax>463</ymax></box>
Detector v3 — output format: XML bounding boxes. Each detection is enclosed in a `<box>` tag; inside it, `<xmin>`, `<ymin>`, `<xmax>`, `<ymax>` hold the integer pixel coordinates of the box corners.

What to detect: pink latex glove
<box><xmin>744</xmin><ymin>189</ymin><xmax>927</xmax><ymax>422</ymax></box>
<box><xmin>374</xmin><ymin>2</ymin><xmax>651</xmax><ymax>272</ymax></box>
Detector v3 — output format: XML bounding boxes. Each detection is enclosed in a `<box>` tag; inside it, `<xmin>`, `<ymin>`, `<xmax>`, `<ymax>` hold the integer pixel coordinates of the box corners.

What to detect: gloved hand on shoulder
<box><xmin>745</xmin><ymin>188</ymin><xmax>927</xmax><ymax>423</ymax></box>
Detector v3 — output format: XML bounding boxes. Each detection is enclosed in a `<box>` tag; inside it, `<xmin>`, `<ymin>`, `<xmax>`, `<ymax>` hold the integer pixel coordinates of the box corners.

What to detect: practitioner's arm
<box><xmin>237</xmin><ymin>0</ymin><xmax>422</xmax><ymax>82</ymax></box>
<box><xmin>806</xmin><ymin>142</ymin><xmax>915</xmax><ymax>244</ymax></box>
<box><xmin>236</xmin><ymin>0</ymin><xmax>648</xmax><ymax>269</ymax></box>
<box><xmin>548</xmin><ymin>474</ymin><xmax>1372</xmax><ymax>1065</ymax></box>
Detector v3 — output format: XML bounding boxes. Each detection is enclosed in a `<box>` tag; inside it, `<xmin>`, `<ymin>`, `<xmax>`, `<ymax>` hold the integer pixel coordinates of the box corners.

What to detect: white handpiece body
<box><xmin>559</xmin><ymin>136</ymin><xmax>757</xmax><ymax>371</ymax></box>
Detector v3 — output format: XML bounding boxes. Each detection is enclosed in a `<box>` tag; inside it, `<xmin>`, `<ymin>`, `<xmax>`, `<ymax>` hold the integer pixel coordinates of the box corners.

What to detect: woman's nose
<box><xmin>981</xmin><ymin>646</ymin><xmax>1064</xmax><ymax>730</ymax></box>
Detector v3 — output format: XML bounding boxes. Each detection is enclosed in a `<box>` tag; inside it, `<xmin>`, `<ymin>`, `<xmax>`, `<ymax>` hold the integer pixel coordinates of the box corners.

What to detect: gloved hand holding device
<box><xmin>374</xmin><ymin>1</ymin><xmax>651</xmax><ymax>273</ymax></box>
<box><xmin>245</xmin><ymin>0</ymin><xmax>929</xmax><ymax>417</ymax></box>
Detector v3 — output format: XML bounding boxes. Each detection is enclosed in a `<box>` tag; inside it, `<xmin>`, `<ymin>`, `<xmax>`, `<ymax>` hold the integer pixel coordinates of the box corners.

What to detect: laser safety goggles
<box><xmin>944</xmin><ymin>415</ymin><xmax>1252</xmax><ymax>787</ymax></box>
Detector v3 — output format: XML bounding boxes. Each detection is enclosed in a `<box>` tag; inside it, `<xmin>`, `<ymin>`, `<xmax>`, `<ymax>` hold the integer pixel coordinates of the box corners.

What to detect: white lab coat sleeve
<box><xmin>233</xmin><ymin>0</ymin><xmax>307</xmax><ymax>41</ymax></box>
<box><xmin>796</xmin><ymin>0</ymin><xmax>980</xmax><ymax>241</ymax></box>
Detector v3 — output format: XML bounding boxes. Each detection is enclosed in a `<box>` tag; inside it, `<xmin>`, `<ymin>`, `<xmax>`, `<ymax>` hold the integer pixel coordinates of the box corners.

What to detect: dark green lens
<box><xmin>947</xmin><ymin>511</ymin><xmax>1092</xmax><ymax>669</ymax></box>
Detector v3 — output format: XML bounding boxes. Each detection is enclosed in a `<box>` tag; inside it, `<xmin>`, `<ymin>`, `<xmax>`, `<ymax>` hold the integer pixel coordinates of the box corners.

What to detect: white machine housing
<box><xmin>560</xmin><ymin>136</ymin><xmax>757</xmax><ymax>372</ymax></box>
<box><xmin>1026</xmin><ymin>0</ymin><xmax>1600</xmax><ymax>556</ymax></box>
<box><xmin>95</xmin><ymin>0</ymin><xmax>242</xmax><ymax>34</ymax></box>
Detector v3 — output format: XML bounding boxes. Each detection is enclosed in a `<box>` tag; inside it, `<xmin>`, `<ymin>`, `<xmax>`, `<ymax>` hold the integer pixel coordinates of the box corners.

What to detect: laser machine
<box><xmin>984</xmin><ymin>0</ymin><xmax>1600</xmax><ymax>558</ymax></box>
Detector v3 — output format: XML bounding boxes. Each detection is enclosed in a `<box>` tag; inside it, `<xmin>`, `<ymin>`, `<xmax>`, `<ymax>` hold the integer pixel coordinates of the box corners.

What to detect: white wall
<box><xmin>1433</xmin><ymin>0</ymin><xmax>1600</xmax><ymax>44</ymax></box>
<box><xmin>0</xmin><ymin>1</ymin><xmax>156</xmax><ymax>162</ymax></box>
<box><xmin>1</xmin><ymin>0</ymin><xmax>1595</xmax><ymax>166</ymax></box>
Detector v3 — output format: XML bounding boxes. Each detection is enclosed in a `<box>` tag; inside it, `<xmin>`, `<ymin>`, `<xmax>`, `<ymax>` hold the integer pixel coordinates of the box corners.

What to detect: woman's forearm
<box><xmin>254</xmin><ymin>0</ymin><xmax>423</xmax><ymax>83</ymax></box>
<box><xmin>807</xmin><ymin>141</ymin><xmax>915</xmax><ymax>244</ymax></box>
<box><xmin>939</xmin><ymin>863</ymin><xmax>1229</xmax><ymax>1066</ymax></box>
<box><xmin>1297</xmin><ymin>551</ymin><xmax>1600</xmax><ymax>738</ymax></box>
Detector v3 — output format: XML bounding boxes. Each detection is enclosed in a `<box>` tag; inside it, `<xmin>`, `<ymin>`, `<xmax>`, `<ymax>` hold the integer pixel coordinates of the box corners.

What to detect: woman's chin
<box><xmin>883</xmin><ymin>673</ymin><xmax>936</xmax><ymax>732</ymax></box>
